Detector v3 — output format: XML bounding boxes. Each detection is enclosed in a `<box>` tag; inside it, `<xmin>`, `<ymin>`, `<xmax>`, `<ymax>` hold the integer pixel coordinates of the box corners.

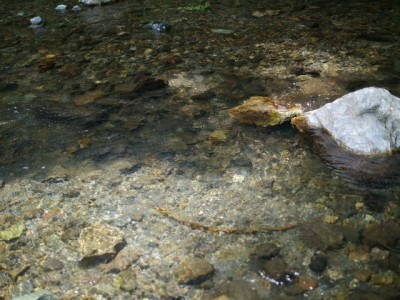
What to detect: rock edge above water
<box><xmin>292</xmin><ymin>87</ymin><xmax>400</xmax><ymax>156</ymax></box>
<box><xmin>229</xmin><ymin>96</ymin><xmax>304</xmax><ymax>127</ymax></box>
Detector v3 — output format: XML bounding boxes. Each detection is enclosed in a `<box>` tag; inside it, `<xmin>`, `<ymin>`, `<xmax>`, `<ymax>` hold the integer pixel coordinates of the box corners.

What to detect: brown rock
<box><xmin>353</xmin><ymin>269</ymin><xmax>372</xmax><ymax>282</ymax></box>
<box><xmin>101</xmin><ymin>245</ymin><xmax>141</xmax><ymax>273</ymax></box>
<box><xmin>40</xmin><ymin>256</ymin><xmax>65</xmax><ymax>271</ymax></box>
<box><xmin>79</xmin><ymin>223</ymin><xmax>125</xmax><ymax>260</ymax></box>
<box><xmin>297</xmin><ymin>275</ymin><xmax>318</xmax><ymax>291</ymax></box>
<box><xmin>363</xmin><ymin>220</ymin><xmax>400</xmax><ymax>248</ymax></box>
<box><xmin>174</xmin><ymin>257</ymin><xmax>214</xmax><ymax>284</ymax></box>
<box><xmin>300</xmin><ymin>224</ymin><xmax>344</xmax><ymax>251</ymax></box>
<box><xmin>113</xmin><ymin>269</ymin><xmax>137</xmax><ymax>292</ymax></box>
<box><xmin>74</xmin><ymin>90</ymin><xmax>106</xmax><ymax>106</ymax></box>
<box><xmin>261</xmin><ymin>257</ymin><xmax>289</xmax><ymax>280</ymax></box>
<box><xmin>229</xmin><ymin>96</ymin><xmax>303</xmax><ymax>127</ymax></box>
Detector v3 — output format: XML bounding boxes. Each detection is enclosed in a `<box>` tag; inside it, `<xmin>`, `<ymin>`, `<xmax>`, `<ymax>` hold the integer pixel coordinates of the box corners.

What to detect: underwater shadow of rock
<box><xmin>309</xmin><ymin>128</ymin><xmax>400</xmax><ymax>190</ymax></box>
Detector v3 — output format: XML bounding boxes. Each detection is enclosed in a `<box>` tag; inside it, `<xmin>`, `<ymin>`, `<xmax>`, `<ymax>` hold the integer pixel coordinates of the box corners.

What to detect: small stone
<box><xmin>300</xmin><ymin>224</ymin><xmax>344</xmax><ymax>251</ymax></box>
<box><xmin>363</xmin><ymin>220</ymin><xmax>400</xmax><ymax>248</ymax></box>
<box><xmin>324</xmin><ymin>215</ymin><xmax>339</xmax><ymax>224</ymax></box>
<box><xmin>211</xmin><ymin>28</ymin><xmax>235</xmax><ymax>34</ymax></box>
<box><xmin>214</xmin><ymin>280</ymin><xmax>262</xmax><ymax>300</ymax></box>
<box><xmin>229</xmin><ymin>96</ymin><xmax>303</xmax><ymax>127</ymax></box>
<box><xmin>353</xmin><ymin>269</ymin><xmax>371</xmax><ymax>282</ymax></box>
<box><xmin>113</xmin><ymin>269</ymin><xmax>137</xmax><ymax>292</ymax></box>
<box><xmin>348</xmin><ymin>249</ymin><xmax>370</xmax><ymax>263</ymax></box>
<box><xmin>0</xmin><ymin>222</ymin><xmax>26</xmax><ymax>241</ymax></box>
<box><xmin>30</xmin><ymin>16</ymin><xmax>42</xmax><ymax>26</ymax></box>
<box><xmin>79</xmin><ymin>223</ymin><xmax>125</xmax><ymax>262</ymax></box>
<box><xmin>261</xmin><ymin>257</ymin><xmax>289</xmax><ymax>282</ymax></box>
<box><xmin>74</xmin><ymin>90</ymin><xmax>106</xmax><ymax>106</ymax></box>
<box><xmin>309</xmin><ymin>254</ymin><xmax>327</xmax><ymax>274</ymax></box>
<box><xmin>179</xmin><ymin>104</ymin><xmax>206</xmax><ymax>118</ymax></box>
<box><xmin>101</xmin><ymin>245</ymin><xmax>141</xmax><ymax>273</ymax></box>
<box><xmin>297</xmin><ymin>275</ymin><xmax>318</xmax><ymax>291</ymax></box>
<box><xmin>209</xmin><ymin>130</ymin><xmax>228</xmax><ymax>142</ymax></box>
<box><xmin>327</xmin><ymin>268</ymin><xmax>343</xmax><ymax>282</ymax></box>
<box><xmin>370</xmin><ymin>247</ymin><xmax>389</xmax><ymax>262</ymax></box>
<box><xmin>174</xmin><ymin>257</ymin><xmax>214</xmax><ymax>284</ymax></box>
<box><xmin>79</xmin><ymin>0</ymin><xmax>115</xmax><ymax>5</ymax></box>
<box><xmin>40</xmin><ymin>257</ymin><xmax>64</xmax><ymax>271</ymax></box>
<box><xmin>55</xmin><ymin>4</ymin><xmax>67</xmax><ymax>10</ymax></box>
<box><xmin>131</xmin><ymin>211</ymin><xmax>144</xmax><ymax>222</ymax></box>
<box><xmin>370</xmin><ymin>271</ymin><xmax>397</xmax><ymax>286</ymax></box>
<box><xmin>11</xmin><ymin>290</ymin><xmax>55</xmax><ymax>300</ymax></box>
<box><xmin>0</xmin><ymin>271</ymin><xmax>13</xmax><ymax>289</ymax></box>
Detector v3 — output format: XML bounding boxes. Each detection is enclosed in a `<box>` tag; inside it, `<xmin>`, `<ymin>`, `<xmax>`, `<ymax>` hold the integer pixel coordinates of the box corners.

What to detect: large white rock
<box><xmin>292</xmin><ymin>87</ymin><xmax>400</xmax><ymax>156</ymax></box>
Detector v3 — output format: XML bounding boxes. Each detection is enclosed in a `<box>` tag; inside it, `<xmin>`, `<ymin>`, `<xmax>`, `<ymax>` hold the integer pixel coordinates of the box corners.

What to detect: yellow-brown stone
<box><xmin>229</xmin><ymin>96</ymin><xmax>303</xmax><ymax>127</ymax></box>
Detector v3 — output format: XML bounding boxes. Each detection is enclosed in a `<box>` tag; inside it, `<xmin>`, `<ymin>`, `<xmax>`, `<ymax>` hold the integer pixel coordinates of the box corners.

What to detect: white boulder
<box><xmin>292</xmin><ymin>87</ymin><xmax>400</xmax><ymax>156</ymax></box>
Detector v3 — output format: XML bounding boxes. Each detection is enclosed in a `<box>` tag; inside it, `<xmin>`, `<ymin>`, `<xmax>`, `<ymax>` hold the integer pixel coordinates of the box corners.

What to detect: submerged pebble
<box><xmin>30</xmin><ymin>16</ymin><xmax>43</xmax><ymax>26</ymax></box>
<box><xmin>151</xmin><ymin>22</ymin><xmax>169</xmax><ymax>32</ymax></box>
<box><xmin>55</xmin><ymin>4</ymin><xmax>67</xmax><ymax>11</ymax></box>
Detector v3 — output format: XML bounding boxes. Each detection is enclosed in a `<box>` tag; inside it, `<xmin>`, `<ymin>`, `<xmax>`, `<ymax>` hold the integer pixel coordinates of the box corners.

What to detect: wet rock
<box><xmin>259</xmin><ymin>257</ymin><xmax>296</xmax><ymax>285</ymax></box>
<box><xmin>36</xmin><ymin>101</ymin><xmax>110</xmax><ymax>126</ymax></box>
<box><xmin>11</xmin><ymin>290</ymin><xmax>55</xmax><ymax>300</ymax></box>
<box><xmin>300</xmin><ymin>224</ymin><xmax>344</xmax><ymax>251</ymax></box>
<box><xmin>356</xmin><ymin>32</ymin><xmax>395</xmax><ymax>43</ymax></box>
<box><xmin>309</xmin><ymin>254</ymin><xmax>327</xmax><ymax>274</ymax></box>
<box><xmin>11</xmin><ymin>280</ymin><xmax>34</xmax><ymax>297</ymax></box>
<box><xmin>132</xmin><ymin>77</ymin><xmax>168</xmax><ymax>95</ymax></box>
<box><xmin>114</xmin><ymin>77</ymin><xmax>168</xmax><ymax>99</ymax></box>
<box><xmin>113</xmin><ymin>269</ymin><xmax>137</xmax><ymax>292</ymax></box>
<box><xmin>353</xmin><ymin>269</ymin><xmax>372</xmax><ymax>282</ymax></box>
<box><xmin>0</xmin><ymin>271</ymin><xmax>13</xmax><ymax>289</ymax></box>
<box><xmin>214</xmin><ymin>280</ymin><xmax>262</xmax><ymax>300</ymax></box>
<box><xmin>74</xmin><ymin>89</ymin><xmax>106</xmax><ymax>106</ymax></box>
<box><xmin>37</xmin><ymin>57</ymin><xmax>56</xmax><ymax>72</ymax></box>
<box><xmin>79</xmin><ymin>0</ymin><xmax>115</xmax><ymax>5</ymax></box>
<box><xmin>79</xmin><ymin>223</ymin><xmax>126</xmax><ymax>267</ymax></box>
<box><xmin>151</xmin><ymin>22</ymin><xmax>169</xmax><ymax>33</ymax></box>
<box><xmin>209</xmin><ymin>130</ymin><xmax>228</xmax><ymax>142</ymax></box>
<box><xmin>179</xmin><ymin>103</ymin><xmax>207</xmax><ymax>118</ymax></box>
<box><xmin>363</xmin><ymin>220</ymin><xmax>400</xmax><ymax>248</ymax></box>
<box><xmin>100</xmin><ymin>245</ymin><xmax>141</xmax><ymax>273</ymax></box>
<box><xmin>292</xmin><ymin>87</ymin><xmax>400</xmax><ymax>156</ymax></box>
<box><xmin>250</xmin><ymin>243</ymin><xmax>281</xmax><ymax>262</ymax></box>
<box><xmin>229</xmin><ymin>96</ymin><xmax>303</xmax><ymax>127</ymax></box>
<box><xmin>296</xmin><ymin>274</ymin><xmax>318</xmax><ymax>291</ymax></box>
<box><xmin>0</xmin><ymin>81</ymin><xmax>18</xmax><ymax>91</ymax></box>
<box><xmin>39</xmin><ymin>257</ymin><xmax>64</xmax><ymax>271</ymax></box>
<box><xmin>370</xmin><ymin>247</ymin><xmax>390</xmax><ymax>265</ymax></box>
<box><xmin>0</xmin><ymin>221</ymin><xmax>26</xmax><ymax>241</ymax></box>
<box><xmin>348</xmin><ymin>248</ymin><xmax>370</xmax><ymax>263</ymax></box>
<box><xmin>191</xmin><ymin>90</ymin><xmax>216</xmax><ymax>101</ymax></box>
<box><xmin>174</xmin><ymin>257</ymin><xmax>214</xmax><ymax>284</ymax></box>
<box><xmin>370</xmin><ymin>271</ymin><xmax>397</xmax><ymax>286</ymax></box>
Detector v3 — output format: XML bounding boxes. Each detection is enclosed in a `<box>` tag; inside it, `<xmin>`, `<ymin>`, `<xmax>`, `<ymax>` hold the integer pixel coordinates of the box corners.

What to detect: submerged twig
<box><xmin>156</xmin><ymin>207</ymin><xmax>304</xmax><ymax>234</ymax></box>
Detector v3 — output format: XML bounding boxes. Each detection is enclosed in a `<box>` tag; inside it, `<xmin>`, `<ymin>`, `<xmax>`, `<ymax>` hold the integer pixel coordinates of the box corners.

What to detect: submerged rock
<box><xmin>229</xmin><ymin>96</ymin><xmax>303</xmax><ymax>127</ymax></box>
<box><xmin>0</xmin><ymin>222</ymin><xmax>26</xmax><ymax>241</ymax></box>
<box><xmin>292</xmin><ymin>87</ymin><xmax>400</xmax><ymax>156</ymax></box>
<box><xmin>79</xmin><ymin>223</ymin><xmax>126</xmax><ymax>267</ymax></box>
<box><xmin>174</xmin><ymin>257</ymin><xmax>214</xmax><ymax>284</ymax></box>
<box><xmin>79</xmin><ymin>0</ymin><xmax>115</xmax><ymax>5</ymax></box>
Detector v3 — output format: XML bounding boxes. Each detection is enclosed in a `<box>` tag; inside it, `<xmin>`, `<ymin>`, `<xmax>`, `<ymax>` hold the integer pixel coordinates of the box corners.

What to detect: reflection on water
<box><xmin>1</xmin><ymin>0</ymin><xmax>400</xmax><ymax>298</ymax></box>
<box><xmin>311</xmin><ymin>128</ymin><xmax>400</xmax><ymax>190</ymax></box>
